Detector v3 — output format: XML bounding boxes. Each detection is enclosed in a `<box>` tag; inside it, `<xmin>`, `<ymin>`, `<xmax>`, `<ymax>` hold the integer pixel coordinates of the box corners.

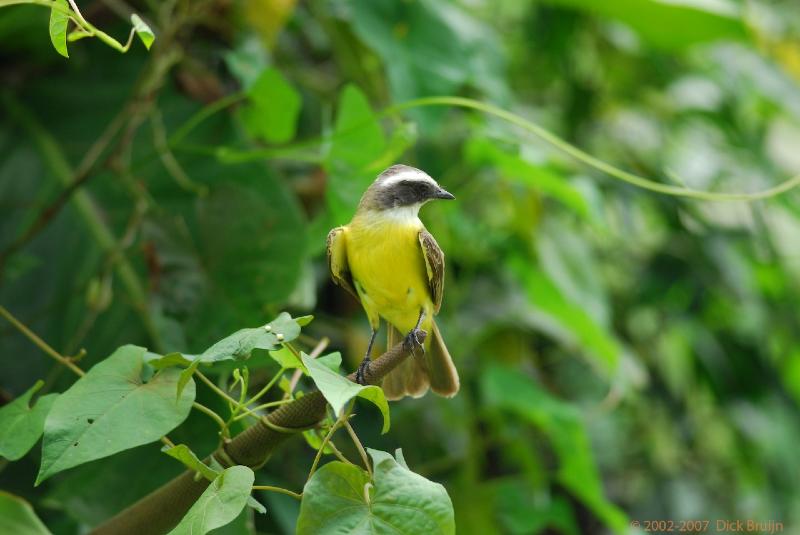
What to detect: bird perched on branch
<box><xmin>326</xmin><ymin>164</ymin><xmax>459</xmax><ymax>400</ymax></box>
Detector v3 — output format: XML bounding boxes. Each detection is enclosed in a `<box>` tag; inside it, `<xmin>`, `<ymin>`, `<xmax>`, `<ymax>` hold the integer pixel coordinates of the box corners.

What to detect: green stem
<box><xmin>169</xmin><ymin>92</ymin><xmax>245</xmax><ymax>146</ymax></box>
<box><xmin>243</xmin><ymin>367</ymin><xmax>287</xmax><ymax>408</ymax></box>
<box><xmin>384</xmin><ymin>96</ymin><xmax>800</xmax><ymax>202</ymax></box>
<box><xmin>344</xmin><ymin>420</ymin><xmax>372</xmax><ymax>478</ymax></box>
<box><xmin>307</xmin><ymin>413</ymin><xmax>347</xmax><ymax>482</ymax></box>
<box><xmin>195</xmin><ymin>371</ymin><xmax>240</xmax><ymax>407</ymax></box>
<box><xmin>0</xmin><ymin>305</ymin><xmax>85</xmax><ymax>377</ymax></box>
<box><xmin>251</xmin><ymin>485</ymin><xmax>302</xmax><ymax>500</ymax></box>
<box><xmin>192</xmin><ymin>402</ymin><xmax>229</xmax><ymax>438</ymax></box>
<box><xmin>2</xmin><ymin>94</ymin><xmax>164</xmax><ymax>351</ymax></box>
<box><xmin>233</xmin><ymin>399</ymin><xmax>293</xmax><ymax>422</ymax></box>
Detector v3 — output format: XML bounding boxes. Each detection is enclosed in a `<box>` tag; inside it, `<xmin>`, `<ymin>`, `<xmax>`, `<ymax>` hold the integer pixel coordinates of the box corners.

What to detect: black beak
<box><xmin>434</xmin><ymin>187</ymin><xmax>455</xmax><ymax>200</ymax></box>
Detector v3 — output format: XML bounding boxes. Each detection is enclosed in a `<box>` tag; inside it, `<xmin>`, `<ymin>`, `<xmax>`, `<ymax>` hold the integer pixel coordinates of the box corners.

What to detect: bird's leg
<box><xmin>356</xmin><ymin>327</ymin><xmax>378</xmax><ymax>385</ymax></box>
<box><xmin>404</xmin><ymin>309</ymin><xmax>426</xmax><ymax>356</ymax></box>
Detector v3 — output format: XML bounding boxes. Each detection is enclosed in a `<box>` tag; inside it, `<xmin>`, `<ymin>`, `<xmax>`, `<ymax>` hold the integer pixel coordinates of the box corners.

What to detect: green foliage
<box><xmin>542</xmin><ymin>0</ymin><xmax>747</xmax><ymax>49</ymax></box>
<box><xmin>0</xmin><ymin>491</ymin><xmax>50</xmax><ymax>535</ymax></box>
<box><xmin>482</xmin><ymin>365</ymin><xmax>627</xmax><ymax>532</ymax></box>
<box><xmin>48</xmin><ymin>0</ymin><xmax>69</xmax><ymax>58</ymax></box>
<box><xmin>130</xmin><ymin>15</ymin><xmax>154</xmax><ymax>51</ymax></box>
<box><xmin>301</xmin><ymin>352</ymin><xmax>390</xmax><ymax>433</ymax></box>
<box><xmin>168</xmin><ymin>466</ymin><xmax>255</xmax><ymax>535</ymax></box>
<box><xmin>162</xmin><ymin>444</ymin><xmax>218</xmax><ymax>481</ymax></box>
<box><xmin>243</xmin><ymin>68</ymin><xmax>302</xmax><ymax>144</ymax></box>
<box><xmin>0</xmin><ymin>381</ymin><xmax>57</xmax><ymax>461</ymax></box>
<box><xmin>297</xmin><ymin>449</ymin><xmax>454</xmax><ymax>534</ymax></box>
<box><xmin>4</xmin><ymin>0</ymin><xmax>800</xmax><ymax>533</ymax></box>
<box><xmin>37</xmin><ymin>346</ymin><xmax>195</xmax><ymax>484</ymax></box>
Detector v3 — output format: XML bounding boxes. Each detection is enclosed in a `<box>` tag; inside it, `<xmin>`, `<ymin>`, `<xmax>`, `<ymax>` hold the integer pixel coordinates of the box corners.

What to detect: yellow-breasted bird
<box><xmin>326</xmin><ymin>164</ymin><xmax>459</xmax><ymax>400</ymax></box>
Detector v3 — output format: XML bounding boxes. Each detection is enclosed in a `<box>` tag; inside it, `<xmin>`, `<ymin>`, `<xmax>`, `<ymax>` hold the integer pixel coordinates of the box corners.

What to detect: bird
<box><xmin>326</xmin><ymin>164</ymin><xmax>459</xmax><ymax>400</ymax></box>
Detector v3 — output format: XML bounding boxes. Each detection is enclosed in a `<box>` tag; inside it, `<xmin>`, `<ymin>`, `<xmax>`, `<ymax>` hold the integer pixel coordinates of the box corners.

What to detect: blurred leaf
<box><xmin>162</xmin><ymin>444</ymin><xmax>219</xmax><ymax>481</ymax></box>
<box><xmin>48</xmin><ymin>0</ymin><xmax>69</xmax><ymax>58</ymax></box>
<box><xmin>542</xmin><ymin>0</ymin><xmax>746</xmax><ymax>50</ymax></box>
<box><xmin>490</xmin><ymin>478</ymin><xmax>579</xmax><ymax>535</ymax></box>
<box><xmin>301</xmin><ymin>352</ymin><xmax>389</xmax><ymax>433</ymax></box>
<box><xmin>243</xmin><ymin>0</ymin><xmax>297</xmax><ymax>46</ymax></box>
<box><xmin>297</xmin><ymin>449</ymin><xmax>454</xmax><ymax>534</ymax></box>
<box><xmin>482</xmin><ymin>365</ymin><xmax>627</xmax><ymax>533</ymax></box>
<box><xmin>511</xmin><ymin>258</ymin><xmax>620</xmax><ymax>374</ymax></box>
<box><xmin>466</xmin><ymin>138</ymin><xmax>591</xmax><ymax>219</ymax></box>
<box><xmin>316</xmin><ymin>351</ymin><xmax>342</xmax><ymax>373</ymax></box>
<box><xmin>197</xmin><ymin>178</ymin><xmax>306</xmax><ymax>318</ymax></box>
<box><xmin>168</xmin><ymin>465</ymin><xmax>254</xmax><ymax>535</ymax></box>
<box><xmin>242</xmin><ymin>68</ymin><xmax>301</xmax><ymax>143</ymax></box>
<box><xmin>0</xmin><ymin>491</ymin><xmax>51</xmax><ymax>535</ymax></box>
<box><xmin>325</xmin><ymin>84</ymin><xmax>386</xmax><ymax>224</ymax></box>
<box><xmin>130</xmin><ymin>14</ymin><xmax>154</xmax><ymax>50</ymax></box>
<box><xmin>348</xmin><ymin>0</ymin><xmax>506</xmax><ymax>128</ymax></box>
<box><xmin>0</xmin><ymin>381</ymin><xmax>57</xmax><ymax>461</ymax></box>
<box><xmin>36</xmin><ymin>346</ymin><xmax>196</xmax><ymax>484</ymax></box>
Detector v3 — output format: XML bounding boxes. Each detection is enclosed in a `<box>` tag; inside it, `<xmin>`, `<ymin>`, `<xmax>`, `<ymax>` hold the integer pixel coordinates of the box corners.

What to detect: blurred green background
<box><xmin>2</xmin><ymin>0</ymin><xmax>800</xmax><ymax>533</ymax></box>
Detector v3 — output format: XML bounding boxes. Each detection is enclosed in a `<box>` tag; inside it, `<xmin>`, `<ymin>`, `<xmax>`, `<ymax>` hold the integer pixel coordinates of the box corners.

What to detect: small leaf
<box><xmin>36</xmin><ymin>345</ymin><xmax>196</xmax><ymax>484</ymax></box>
<box><xmin>197</xmin><ymin>312</ymin><xmax>302</xmax><ymax>363</ymax></box>
<box><xmin>295</xmin><ymin>315</ymin><xmax>314</xmax><ymax>327</ymax></box>
<box><xmin>49</xmin><ymin>0</ymin><xmax>70</xmax><ymax>58</ymax></box>
<box><xmin>297</xmin><ymin>449</ymin><xmax>455</xmax><ymax>534</ymax></box>
<box><xmin>301</xmin><ymin>353</ymin><xmax>390</xmax><ymax>433</ymax></box>
<box><xmin>162</xmin><ymin>444</ymin><xmax>219</xmax><ymax>481</ymax></box>
<box><xmin>130</xmin><ymin>14</ymin><xmax>154</xmax><ymax>50</ymax></box>
<box><xmin>269</xmin><ymin>347</ymin><xmax>303</xmax><ymax>370</ymax></box>
<box><xmin>0</xmin><ymin>491</ymin><xmax>51</xmax><ymax>535</ymax></box>
<box><xmin>247</xmin><ymin>495</ymin><xmax>266</xmax><ymax>514</ymax></box>
<box><xmin>168</xmin><ymin>465</ymin><xmax>254</xmax><ymax>535</ymax></box>
<box><xmin>242</xmin><ymin>68</ymin><xmax>302</xmax><ymax>143</ymax></box>
<box><xmin>0</xmin><ymin>381</ymin><xmax>57</xmax><ymax>461</ymax></box>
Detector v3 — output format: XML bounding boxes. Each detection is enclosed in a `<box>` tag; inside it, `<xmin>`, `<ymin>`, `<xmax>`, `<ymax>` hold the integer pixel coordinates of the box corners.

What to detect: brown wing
<box><xmin>326</xmin><ymin>226</ymin><xmax>358</xmax><ymax>300</ymax></box>
<box><xmin>418</xmin><ymin>229</ymin><xmax>445</xmax><ymax>314</ymax></box>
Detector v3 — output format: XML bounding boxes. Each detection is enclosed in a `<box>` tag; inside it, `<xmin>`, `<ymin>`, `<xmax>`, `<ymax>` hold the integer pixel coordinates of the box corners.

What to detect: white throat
<box><xmin>366</xmin><ymin>204</ymin><xmax>423</xmax><ymax>225</ymax></box>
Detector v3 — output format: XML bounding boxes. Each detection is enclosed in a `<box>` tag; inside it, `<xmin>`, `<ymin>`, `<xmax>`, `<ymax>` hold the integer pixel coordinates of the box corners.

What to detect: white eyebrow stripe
<box><xmin>380</xmin><ymin>169</ymin><xmax>437</xmax><ymax>188</ymax></box>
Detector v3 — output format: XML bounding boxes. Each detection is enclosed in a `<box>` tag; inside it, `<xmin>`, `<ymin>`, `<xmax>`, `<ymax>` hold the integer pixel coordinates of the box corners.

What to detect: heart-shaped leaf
<box><xmin>0</xmin><ymin>381</ymin><xmax>57</xmax><ymax>461</ymax></box>
<box><xmin>297</xmin><ymin>449</ymin><xmax>454</xmax><ymax>534</ymax></box>
<box><xmin>301</xmin><ymin>353</ymin><xmax>390</xmax><ymax>433</ymax></box>
<box><xmin>162</xmin><ymin>444</ymin><xmax>218</xmax><ymax>481</ymax></box>
<box><xmin>36</xmin><ymin>345</ymin><xmax>195</xmax><ymax>484</ymax></box>
<box><xmin>0</xmin><ymin>491</ymin><xmax>51</xmax><ymax>535</ymax></box>
<box><xmin>168</xmin><ymin>465</ymin><xmax>254</xmax><ymax>535</ymax></box>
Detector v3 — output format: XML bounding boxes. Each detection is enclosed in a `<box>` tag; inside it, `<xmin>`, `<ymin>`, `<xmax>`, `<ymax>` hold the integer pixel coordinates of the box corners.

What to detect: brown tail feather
<box><xmin>426</xmin><ymin>321</ymin><xmax>459</xmax><ymax>397</ymax></box>
<box><xmin>381</xmin><ymin>320</ymin><xmax>459</xmax><ymax>400</ymax></box>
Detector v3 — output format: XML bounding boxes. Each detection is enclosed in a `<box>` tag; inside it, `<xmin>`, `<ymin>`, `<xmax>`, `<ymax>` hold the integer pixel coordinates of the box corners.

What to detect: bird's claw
<box><xmin>355</xmin><ymin>357</ymin><xmax>371</xmax><ymax>385</ymax></box>
<box><xmin>404</xmin><ymin>327</ymin><xmax>426</xmax><ymax>357</ymax></box>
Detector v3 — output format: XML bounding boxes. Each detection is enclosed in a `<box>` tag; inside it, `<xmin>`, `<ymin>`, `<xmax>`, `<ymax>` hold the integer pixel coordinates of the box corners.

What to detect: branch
<box><xmin>91</xmin><ymin>332</ymin><xmax>425</xmax><ymax>535</ymax></box>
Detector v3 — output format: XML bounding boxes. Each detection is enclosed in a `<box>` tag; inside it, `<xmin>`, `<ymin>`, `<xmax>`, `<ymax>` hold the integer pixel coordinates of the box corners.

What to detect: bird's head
<box><xmin>357</xmin><ymin>165</ymin><xmax>455</xmax><ymax>217</ymax></box>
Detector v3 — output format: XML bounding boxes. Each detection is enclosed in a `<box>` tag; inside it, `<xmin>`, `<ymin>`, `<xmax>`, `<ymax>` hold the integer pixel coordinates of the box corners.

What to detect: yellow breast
<box><xmin>344</xmin><ymin>215</ymin><xmax>431</xmax><ymax>332</ymax></box>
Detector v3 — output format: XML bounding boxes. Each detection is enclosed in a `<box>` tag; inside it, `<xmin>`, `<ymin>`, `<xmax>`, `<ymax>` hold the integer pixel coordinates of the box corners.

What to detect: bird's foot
<box><xmin>355</xmin><ymin>356</ymin><xmax>371</xmax><ymax>385</ymax></box>
<box><xmin>404</xmin><ymin>327</ymin><xmax>427</xmax><ymax>357</ymax></box>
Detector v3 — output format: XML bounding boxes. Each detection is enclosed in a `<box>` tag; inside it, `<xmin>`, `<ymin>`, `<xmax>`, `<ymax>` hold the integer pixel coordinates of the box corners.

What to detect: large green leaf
<box><xmin>243</xmin><ymin>68</ymin><xmax>302</xmax><ymax>143</ymax></box>
<box><xmin>542</xmin><ymin>0</ymin><xmax>746</xmax><ymax>50</ymax></box>
<box><xmin>297</xmin><ymin>449</ymin><xmax>454</xmax><ymax>534</ymax></box>
<box><xmin>36</xmin><ymin>345</ymin><xmax>196</xmax><ymax>484</ymax></box>
<box><xmin>168</xmin><ymin>465</ymin><xmax>254</xmax><ymax>535</ymax></box>
<box><xmin>301</xmin><ymin>352</ymin><xmax>390</xmax><ymax>433</ymax></box>
<box><xmin>48</xmin><ymin>0</ymin><xmax>69</xmax><ymax>58</ymax></box>
<box><xmin>348</xmin><ymin>0</ymin><xmax>507</xmax><ymax>128</ymax></box>
<box><xmin>197</xmin><ymin>179</ymin><xmax>307</xmax><ymax>317</ymax></box>
<box><xmin>0</xmin><ymin>491</ymin><xmax>51</xmax><ymax>535</ymax></box>
<box><xmin>0</xmin><ymin>381</ymin><xmax>57</xmax><ymax>461</ymax></box>
<box><xmin>324</xmin><ymin>85</ymin><xmax>386</xmax><ymax>224</ymax></box>
<box><xmin>197</xmin><ymin>312</ymin><xmax>302</xmax><ymax>363</ymax></box>
<box><xmin>481</xmin><ymin>365</ymin><xmax>627</xmax><ymax>533</ymax></box>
